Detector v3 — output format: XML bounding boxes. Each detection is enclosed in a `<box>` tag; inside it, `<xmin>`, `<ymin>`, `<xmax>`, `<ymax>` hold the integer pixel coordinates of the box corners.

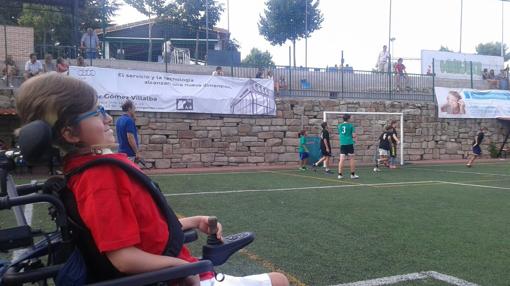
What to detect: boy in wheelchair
<box><xmin>14</xmin><ymin>73</ymin><xmax>289</xmax><ymax>286</ymax></box>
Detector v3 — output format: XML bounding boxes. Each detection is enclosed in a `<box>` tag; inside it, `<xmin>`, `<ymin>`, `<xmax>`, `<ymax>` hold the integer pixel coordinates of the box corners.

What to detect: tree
<box><xmin>259</xmin><ymin>0</ymin><xmax>323</xmax><ymax>67</ymax></box>
<box><xmin>12</xmin><ymin>1</ymin><xmax>119</xmax><ymax>53</ymax></box>
<box><xmin>242</xmin><ymin>48</ymin><xmax>275</xmax><ymax>67</ymax></box>
<box><xmin>0</xmin><ymin>0</ymin><xmax>23</xmax><ymax>25</ymax></box>
<box><xmin>173</xmin><ymin>0</ymin><xmax>224</xmax><ymax>64</ymax></box>
<box><xmin>124</xmin><ymin>0</ymin><xmax>168</xmax><ymax>61</ymax></box>
<box><xmin>475</xmin><ymin>42</ymin><xmax>510</xmax><ymax>61</ymax></box>
<box><xmin>19</xmin><ymin>5</ymin><xmax>66</xmax><ymax>54</ymax></box>
<box><xmin>439</xmin><ymin>45</ymin><xmax>453</xmax><ymax>52</ymax></box>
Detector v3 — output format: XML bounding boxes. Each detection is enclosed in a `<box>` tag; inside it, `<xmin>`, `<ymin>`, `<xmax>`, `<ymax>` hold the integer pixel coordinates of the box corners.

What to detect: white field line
<box><xmin>438</xmin><ymin>181</ymin><xmax>510</xmax><ymax>190</ymax></box>
<box><xmin>11</xmin><ymin>203</ymin><xmax>33</xmax><ymax>262</ymax></box>
<box><xmin>163</xmin><ymin>181</ymin><xmax>439</xmax><ymax>197</ymax></box>
<box><xmin>329</xmin><ymin>272</ymin><xmax>428</xmax><ymax>286</ymax></box>
<box><xmin>330</xmin><ymin>271</ymin><xmax>480</xmax><ymax>286</ymax></box>
<box><xmin>417</xmin><ymin>167</ymin><xmax>510</xmax><ymax>177</ymax></box>
<box><xmin>424</xmin><ymin>271</ymin><xmax>480</xmax><ymax>286</ymax></box>
<box><xmin>150</xmin><ymin>170</ymin><xmax>275</xmax><ymax>177</ymax></box>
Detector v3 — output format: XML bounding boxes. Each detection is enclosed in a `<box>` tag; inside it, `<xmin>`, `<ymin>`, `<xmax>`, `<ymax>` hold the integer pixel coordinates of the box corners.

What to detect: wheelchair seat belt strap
<box><xmin>65</xmin><ymin>158</ymin><xmax>184</xmax><ymax>257</ymax></box>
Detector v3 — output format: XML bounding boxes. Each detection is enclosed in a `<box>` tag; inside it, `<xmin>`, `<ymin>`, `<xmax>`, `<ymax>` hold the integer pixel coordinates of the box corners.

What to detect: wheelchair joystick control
<box><xmin>207</xmin><ymin>216</ymin><xmax>222</xmax><ymax>245</ymax></box>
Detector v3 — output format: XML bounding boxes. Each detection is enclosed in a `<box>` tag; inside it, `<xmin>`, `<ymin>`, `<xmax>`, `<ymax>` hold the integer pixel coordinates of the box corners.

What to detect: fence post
<box><xmin>470</xmin><ymin>61</ymin><xmax>473</xmax><ymax>89</ymax></box>
<box><xmin>341</xmin><ymin>69</ymin><xmax>344</xmax><ymax>99</ymax></box>
<box><xmin>432</xmin><ymin>58</ymin><xmax>436</xmax><ymax>104</ymax></box>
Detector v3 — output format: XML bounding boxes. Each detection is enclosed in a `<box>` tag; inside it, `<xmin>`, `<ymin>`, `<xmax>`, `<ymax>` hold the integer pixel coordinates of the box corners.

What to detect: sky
<box><xmin>113</xmin><ymin>0</ymin><xmax>510</xmax><ymax>73</ymax></box>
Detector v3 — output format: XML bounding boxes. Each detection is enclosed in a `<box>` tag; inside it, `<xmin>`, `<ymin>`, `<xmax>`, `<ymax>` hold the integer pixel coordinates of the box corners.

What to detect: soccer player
<box><xmin>298</xmin><ymin>130</ymin><xmax>309</xmax><ymax>171</ymax></box>
<box><xmin>389</xmin><ymin>120</ymin><xmax>400</xmax><ymax>169</ymax></box>
<box><xmin>466</xmin><ymin>126</ymin><xmax>487</xmax><ymax>167</ymax></box>
<box><xmin>337</xmin><ymin>114</ymin><xmax>359</xmax><ymax>179</ymax></box>
<box><xmin>374</xmin><ymin>126</ymin><xmax>392</xmax><ymax>172</ymax></box>
<box><xmin>313</xmin><ymin>122</ymin><xmax>332</xmax><ymax>174</ymax></box>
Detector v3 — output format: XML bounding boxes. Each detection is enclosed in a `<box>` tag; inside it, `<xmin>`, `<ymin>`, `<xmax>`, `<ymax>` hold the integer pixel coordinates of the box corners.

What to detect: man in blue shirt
<box><xmin>116</xmin><ymin>100</ymin><xmax>140</xmax><ymax>161</ymax></box>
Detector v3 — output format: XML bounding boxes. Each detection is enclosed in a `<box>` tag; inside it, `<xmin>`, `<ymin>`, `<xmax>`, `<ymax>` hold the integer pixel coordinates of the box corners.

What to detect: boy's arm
<box><xmin>106</xmin><ymin>246</ymin><xmax>200</xmax><ymax>286</ymax></box>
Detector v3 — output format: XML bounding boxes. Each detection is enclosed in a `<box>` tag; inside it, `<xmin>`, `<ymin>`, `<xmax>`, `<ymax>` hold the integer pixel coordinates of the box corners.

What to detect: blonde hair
<box><xmin>16</xmin><ymin>73</ymin><xmax>97</xmax><ymax>153</ymax></box>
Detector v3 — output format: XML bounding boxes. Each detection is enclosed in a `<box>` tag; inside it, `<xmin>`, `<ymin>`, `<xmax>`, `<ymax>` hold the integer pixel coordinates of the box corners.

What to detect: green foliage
<box><xmin>488</xmin><ymin>142</ymin><xmax>499</xmax><ymax>158</ymax></box>
<box><xmin>123</xmin><ymin>0</ymin><xmax>167</xmax><ymax>17</ymax></box>
<box><xmin>475</xmin><ymin>42</ymin><xmax>510</xmax><ymax>61</ymax></box>
<box><xmin>439</xmin><ymin>45</ymin><xmax>453</xmax><ymax>52</ymax></box>
<box><xmin>258</xmin><ymin>0</ymin><xmax>323</xmax><ymax>46</ymax></box>
<box><xmin>14</xmin><ymin>1</ymin><xmax>119</xmax><ymax>47</ymax></box>
<box><xmin>19</xmin><ymin>5</ymin><xmax>67</xmax><ymax>46</ymax></box>
<box><xmin>173</xmin><ymin>0</ymin><xmax>224</xmax><ymax>29</ymax></box>
<box><xmin>241</xmin><ymin>48</ymin><xmax>275</xmax><ymax>68</ymax></box>
<box><xmin>0</xmin><ymin>0</ymin><xmax>23</xmax><ymax>25</ymax></box>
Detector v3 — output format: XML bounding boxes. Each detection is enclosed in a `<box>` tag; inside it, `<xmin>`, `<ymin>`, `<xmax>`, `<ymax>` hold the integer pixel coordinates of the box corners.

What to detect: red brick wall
<box><xmin>0</xmin><ymin>25</ymin><xmax>34</xmax><ymax>63</ymax></box>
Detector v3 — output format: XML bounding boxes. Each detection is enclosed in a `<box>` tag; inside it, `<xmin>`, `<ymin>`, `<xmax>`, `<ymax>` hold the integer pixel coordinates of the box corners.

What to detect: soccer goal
<box><xmin>323</xmin><ymin>111</ymin><xmax>405</xmax><ymax>166</ymax></box>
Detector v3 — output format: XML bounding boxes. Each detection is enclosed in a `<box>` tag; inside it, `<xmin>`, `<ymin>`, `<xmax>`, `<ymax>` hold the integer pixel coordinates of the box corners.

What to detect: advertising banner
<box><xmin>69</xmin><ymin>66</ymin><xmax>276</xmax><ymax>116</ymax></box>
<box><xmin>422</xmin><ymin>50</ymin><xmax>503</xmax><ymax>80</ymax></box>
<box><xmin>435</xmin><ymin>87</ymin><xmax>510</xmax><ymax>118</ymax></box>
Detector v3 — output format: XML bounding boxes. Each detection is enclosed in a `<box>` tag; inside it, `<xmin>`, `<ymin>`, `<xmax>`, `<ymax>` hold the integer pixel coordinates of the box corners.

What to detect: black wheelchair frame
<box><xmin>0</xmin><ymin>120</ymin><xmax>255</xmax><ymax>286</ymax></box>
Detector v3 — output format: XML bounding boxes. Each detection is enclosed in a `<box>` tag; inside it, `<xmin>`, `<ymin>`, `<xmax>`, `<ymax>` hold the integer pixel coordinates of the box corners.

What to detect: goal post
<box><xmin>323</xmin><ymin>111</ymin><xmax>405</xmax><ymax>166</ymax></box>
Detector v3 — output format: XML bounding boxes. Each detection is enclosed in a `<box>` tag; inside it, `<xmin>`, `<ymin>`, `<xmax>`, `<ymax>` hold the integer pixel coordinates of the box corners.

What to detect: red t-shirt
<box><xmin>64</xmin><ymin>153</ymin><xmax>213</xmax><ymax>280</ymax></box>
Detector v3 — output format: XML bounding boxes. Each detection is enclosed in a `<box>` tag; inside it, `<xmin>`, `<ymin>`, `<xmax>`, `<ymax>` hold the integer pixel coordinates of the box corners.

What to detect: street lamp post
<box><xmin>205</xmin><ymin>0</ymin><xmax>209</xmax><ymax>65</ymax></box>
<box><xmin>305</xmin><ymin>0</ymin><xmax>308</xmax><ymax>68</ymax></box>
<box><xmin>501</xmin><ymin>0</ymin><xmax>510</xmax><ymax>58</ymax></box>
<box><xmin>459</xmin><ymin>0</ymin><xmax>463</xmax><ymax>53</ymax></box>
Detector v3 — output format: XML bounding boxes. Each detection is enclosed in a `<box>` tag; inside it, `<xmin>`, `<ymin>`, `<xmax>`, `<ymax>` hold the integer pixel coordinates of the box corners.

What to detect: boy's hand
<box><xmin>198</xmin><ymin>216</ymin><xmax>223</xmax><ymax>241</ymax></box>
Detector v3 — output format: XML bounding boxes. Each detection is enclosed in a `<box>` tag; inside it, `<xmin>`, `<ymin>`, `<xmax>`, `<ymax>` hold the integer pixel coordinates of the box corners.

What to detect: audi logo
<box><xmin>78</xmin><ymin>69</ymin><xmax>96</xmax><ymax>77</ymax></box>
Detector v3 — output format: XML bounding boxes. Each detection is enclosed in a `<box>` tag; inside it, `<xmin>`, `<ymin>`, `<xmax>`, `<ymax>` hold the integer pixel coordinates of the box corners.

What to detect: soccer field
<box><xmin>155</xmin><ymin>162</ymin><xmax>510</xmax><ymax>286</ymax></box>
<box><xmin>2</xmin><ymin>162</ymin><xmax>510</xmax><ymax>286</ymax></box>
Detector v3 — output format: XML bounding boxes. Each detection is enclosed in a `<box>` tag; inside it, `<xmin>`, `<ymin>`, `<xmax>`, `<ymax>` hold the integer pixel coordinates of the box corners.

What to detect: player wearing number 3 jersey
<box><xmin>337</xmin><ymin>114</ymin><xmax>359</xmax><ymax>179</ymax></box>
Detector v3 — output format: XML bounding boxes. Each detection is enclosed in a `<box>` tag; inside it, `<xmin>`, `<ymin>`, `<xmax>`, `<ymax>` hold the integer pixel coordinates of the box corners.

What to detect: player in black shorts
<box><xmin>466</xmin><ymin>126</ymin><xmax>486</xmax><ymax>167</ymax></box>
<box><xmin>313</xmin><ymin>122</ymin><xmax>332</xmax><ymax>173</ymax></box>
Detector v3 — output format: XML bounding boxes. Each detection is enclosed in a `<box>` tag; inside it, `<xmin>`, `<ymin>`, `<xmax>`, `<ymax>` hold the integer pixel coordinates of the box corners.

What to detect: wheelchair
<box><xmin>0</xmin><ymin>120</ymin><xmax>255</xmax><ymax>285</ymax></box>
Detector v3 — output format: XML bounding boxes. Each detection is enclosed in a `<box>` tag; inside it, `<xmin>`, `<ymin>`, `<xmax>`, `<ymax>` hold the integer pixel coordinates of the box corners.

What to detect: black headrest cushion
<box><xmin>18</xmin><ymin>120</ymin><xmax>54</xmax><ymax>164</ymax></box>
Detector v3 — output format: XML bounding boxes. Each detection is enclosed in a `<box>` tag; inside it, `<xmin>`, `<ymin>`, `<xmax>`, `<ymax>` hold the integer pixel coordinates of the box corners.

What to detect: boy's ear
<box><xmin>60</xmin><ymin>127</ymin><xmax>80</xmax><ymax>144</ymax></box>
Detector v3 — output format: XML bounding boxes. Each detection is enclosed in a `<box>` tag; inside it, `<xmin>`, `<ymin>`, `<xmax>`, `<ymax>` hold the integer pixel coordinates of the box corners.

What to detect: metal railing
<box><xmin>232</xmin><ymin>65</ymin><xmax>435</xmax><ymax>102</ymax></box>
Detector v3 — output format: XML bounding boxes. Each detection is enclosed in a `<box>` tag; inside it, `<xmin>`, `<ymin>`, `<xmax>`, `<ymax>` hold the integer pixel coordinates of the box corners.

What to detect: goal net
<box><xmin>323</xmin><ymin>111</ymin><xmax>405</xmax><ymax>166</ymax></box>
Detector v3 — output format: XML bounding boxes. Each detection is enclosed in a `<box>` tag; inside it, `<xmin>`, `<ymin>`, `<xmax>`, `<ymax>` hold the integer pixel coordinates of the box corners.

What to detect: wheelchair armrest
<box><xmin>2</xmin><ymin>264</ymin><xmax>63</xmax><ymax>286</ymax></box>
<box><xmin>183</xmin><ymin>229</ymin><xmax>198</xmax><ymax>244</ymax></box>
<box><xmin>88</xmin><ymin>260</ymin><xmax>214</xmax><ymax>286</ymax></box>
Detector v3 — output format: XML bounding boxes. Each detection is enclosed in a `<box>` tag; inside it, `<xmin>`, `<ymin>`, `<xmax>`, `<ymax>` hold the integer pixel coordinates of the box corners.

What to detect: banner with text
<box><xmin>435</xmin><ymin>87</ymin><xmax>510</xmax><ymax>118</ymax></box>
<box><xmin>422</xmin><ymin>50</ymin><xmax>503</xmax><ymax>80</ymax></box>
<box><xmin>69</xmin><ymin>66</ymin><xmax>276</xmax><ymax>116</ymax></box>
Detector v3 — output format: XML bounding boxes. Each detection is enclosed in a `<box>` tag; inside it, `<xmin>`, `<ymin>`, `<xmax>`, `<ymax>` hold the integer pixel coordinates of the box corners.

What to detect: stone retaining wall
<box><xmin>116</xmin><ymin>98</ymin><xmax>506</xmax><ymax>168</ymax></box>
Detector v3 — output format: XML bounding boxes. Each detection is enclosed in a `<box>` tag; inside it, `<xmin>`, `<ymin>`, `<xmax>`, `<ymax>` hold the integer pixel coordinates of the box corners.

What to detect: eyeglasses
<box><xmin>72</xmin><ymin>105</ymin><xmax>108</xmax><ymax>125</ymax></box>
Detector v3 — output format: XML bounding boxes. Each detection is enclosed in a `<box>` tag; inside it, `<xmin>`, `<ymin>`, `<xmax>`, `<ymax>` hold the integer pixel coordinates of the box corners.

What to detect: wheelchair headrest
<box><xmin>18</xmin><ymin>120</ymin><xmax>54</xmax><ymax>165</ymax></box>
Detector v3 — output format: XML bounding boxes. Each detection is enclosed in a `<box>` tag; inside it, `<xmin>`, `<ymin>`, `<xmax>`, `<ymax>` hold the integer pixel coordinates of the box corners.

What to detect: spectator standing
<box><xmin>56</xmin><ymin>57</ymin><xmax>69</xmax><ymax>73</ymax></box>
<box><xmin>255</xmin><ymin>68</ymin><xmax>264</xmax><ymax>78</ymax></box>
<box><xmin>162</xmin><ymin>40</ymin><xmax>174</xmax><ymax>63</ymax></box>
<box><xmin>394</xmin><ymin>58</ymin><xmax>407</xmax><ymax>92</ymax></box>
<box><xmin>212</xmin><ymin>66</ymin><xmax>224</xmax><ymax>76</ymax></box>
<box><xmin>2</xmin><ymin>55</ymin><xmax>17</xmax><ymax>88</ymax></box>
<box><xmin>43</xmin><ymin>54</ymin><xmax>56</xmax><ymax>72</ymax></box>
<box><xmin>497</xmin><ymin>69</ymin><xmax>509</xmax><ymax>90</ymax></box>
<box><xmin>487</xmin><ymin>69</ymin><xmax>498</xmax><ymax>89</ymax></box>
<box><xmin>116</xmin><ymin>100</ymin><xmax>141</xmax><ymax>162</ymax></box>
<box><xmin>81</xmin><ymin>28</ymin><xmax>100</xmax><ymax>59</ymax></box>
<box><xmin>23</xmin><ymin>53</ymin><xmax>43</xmax><ymax>80</ymax></box>
<box><xmin>376</xmin><ymin>45</ymin><xmax>390</xmax><ymax>72</ymax></box>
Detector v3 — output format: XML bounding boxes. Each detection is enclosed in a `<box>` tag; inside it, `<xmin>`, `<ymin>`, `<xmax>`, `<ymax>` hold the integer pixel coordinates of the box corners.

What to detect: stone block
<box><xmin>182</xmin><ymin>154</ymin><xmax>201</xmax><ymax>162</ymax></box>
<box><xmin>149</xmin><ymin>135</ymin><xmax>167</xmax><ymax>144</ymax></box>
<box><xmin>178</xmin><ymin>130</ymin><xmax>195</xmax><ymax>139</ymax></box>
<box><xmin>155</xmin><ymin>159</ymin><xmax>171</xmax><ymax>169</ymax></box>
<box><xmin>221</xmin><ymin>127</ymin><xmax>238</xmax><ymax>136</ymax></box>
<box><xmin>266</xmin><ymin>138</ymin><xmax>282</xmax><ymax>146</ymax></box>
<box><xmin>248</xmin><ymin>157</ymin><xmax>265</xmax><ymax>163</ymax></box>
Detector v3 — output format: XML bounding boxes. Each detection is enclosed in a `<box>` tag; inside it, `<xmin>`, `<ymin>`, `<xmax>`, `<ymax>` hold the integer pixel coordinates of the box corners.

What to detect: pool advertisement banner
<box><xmin>435</xmin><ymin>87</ymin><xmax>510</xmax><ymax>118</ymax></box>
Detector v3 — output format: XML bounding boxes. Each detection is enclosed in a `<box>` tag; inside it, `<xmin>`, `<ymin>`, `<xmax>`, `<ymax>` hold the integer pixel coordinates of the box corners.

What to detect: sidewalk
<box><xmin>144</xmin><ymin>158</ymin><xmax>508</xmax><ymax>175</ymax></box>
